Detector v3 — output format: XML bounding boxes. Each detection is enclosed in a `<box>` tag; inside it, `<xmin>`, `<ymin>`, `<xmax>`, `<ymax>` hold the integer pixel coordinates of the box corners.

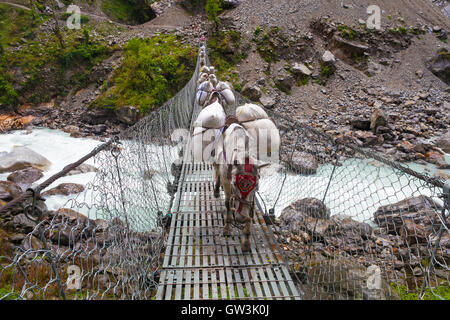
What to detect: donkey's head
<box><xmin>229</xmin><ymin>156</ymin><xmax>269</xmax><ymax>224</ymax></box>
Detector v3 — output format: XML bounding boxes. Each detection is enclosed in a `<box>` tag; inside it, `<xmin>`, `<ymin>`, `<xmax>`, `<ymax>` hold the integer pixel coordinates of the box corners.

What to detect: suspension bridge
<box><xmin>0</xmin><ymin>44</ymin><xmax>448</xmax><ymax>300</ymax></box>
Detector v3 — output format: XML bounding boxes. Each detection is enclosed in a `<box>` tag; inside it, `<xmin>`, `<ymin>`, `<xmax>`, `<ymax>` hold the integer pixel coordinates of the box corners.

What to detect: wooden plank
<box><xmin>157</xmin><ymin>153</ymin><xmax>301</xmax><ymax>301</ymax></box>
<box><xmin>211</xmin><ymin>269</ymin><xmax>218</xmax><ymax>300</ymax></box>
<box><xmin>164</xmin><ymin>270</ymin><xmax>174</xmax><ymax>300</ymax></box>
<box><xmin>193</xmin><ymin>269</ymin><xmax>200</xmax><ymax>299</ymax></box>
<box><xmin>184</xmin><ymin>269</ymin><xmax>192</xmax><ymax>300</ymax></box>
<box><xmin>175</xmin><ymin>269</ymin><xmax>183</xmax><ymax>300</ymax></box>
<box><xmin>228</xmin><ymin>240</ymin><xmax>245</xmax><ymax>299</ymax></box>
<box><xmin>218</xmin><ymin>268</ymin><xmax>227</xmax><ymax>300</ymax></box>
<box><xmin>236</xmin><ymin>244</ymin><xmax>255</xmax><ymax>300</ymax></box>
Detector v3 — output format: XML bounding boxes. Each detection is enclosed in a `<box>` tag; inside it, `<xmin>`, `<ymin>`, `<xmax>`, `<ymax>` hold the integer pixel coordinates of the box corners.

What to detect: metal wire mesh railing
<box><xmin>0</xmin><ymin>42</ymin><xmax>448</xmax><ymax>300</ymax></box>
<box><xmin>254</xmin><ymin>109</ymin><xmax>449</xmax><ymax>300</ymax></box>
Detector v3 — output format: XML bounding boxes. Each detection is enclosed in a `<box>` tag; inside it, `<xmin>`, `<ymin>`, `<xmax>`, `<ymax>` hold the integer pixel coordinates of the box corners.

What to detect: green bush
<box><xmin>90</xmin><ymin>34</ymin><xmax>196</xmax><ymax>113</ymax></box>
<box><xmin>0</xmin><ymin>74</ymin><xmax>18</xmax><ymax>106</ymax></box>
<box><xmin>205</xmin><ymin>0</ymin><xmax>223</xmax><ymax>23</ymax></box>
<box><xmin>208</xmin><ymin>29</ymin><xmax>245</xmax><ymax>87</ymax></box>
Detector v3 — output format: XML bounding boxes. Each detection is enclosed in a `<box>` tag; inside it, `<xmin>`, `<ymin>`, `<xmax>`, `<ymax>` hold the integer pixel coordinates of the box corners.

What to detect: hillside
<box><xmin>0</xmin><ymin>1</ymin><xmax>448</xmax><ymax>169</ymax></box>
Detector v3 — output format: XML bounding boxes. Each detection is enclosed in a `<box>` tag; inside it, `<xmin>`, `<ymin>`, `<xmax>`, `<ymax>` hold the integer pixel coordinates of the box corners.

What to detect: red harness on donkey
<box><xmin>231</xmin><ymin>160</ymin><xmax>258</xmax><ymax>226</ymax></box>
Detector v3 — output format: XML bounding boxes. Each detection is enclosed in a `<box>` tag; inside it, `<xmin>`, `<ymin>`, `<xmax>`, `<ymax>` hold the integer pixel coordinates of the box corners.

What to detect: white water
<box><xmin>0</xmin><ymin>128</ymin><xmax>448</xmax><ymax>227</ymax></box>
<box><xmin>0</xmin><ymin>128</ymin><xmax>103</xmax><ymax>212</ymax></box>
<box><xmin>258</xmin><ymin>157</ymin><xmax>448</xmax><ymax>225</ymax></box>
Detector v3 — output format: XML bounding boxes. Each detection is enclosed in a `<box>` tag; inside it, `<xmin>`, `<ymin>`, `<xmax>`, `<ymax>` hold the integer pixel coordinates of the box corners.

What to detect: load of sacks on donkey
<box><xmin>194</xmin><ymin>47</ymin><xmax>280</xmax><ymax>165</ymax></box>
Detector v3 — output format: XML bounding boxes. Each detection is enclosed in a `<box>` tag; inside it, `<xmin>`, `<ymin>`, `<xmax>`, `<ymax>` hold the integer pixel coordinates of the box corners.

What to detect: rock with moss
<box><xmin>429</xmin><ymin>49</ymin><xmax>450</xmax><ymax>85</ymax></box>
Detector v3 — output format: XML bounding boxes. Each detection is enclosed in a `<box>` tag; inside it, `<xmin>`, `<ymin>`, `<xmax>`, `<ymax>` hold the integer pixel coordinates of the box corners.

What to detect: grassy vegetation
<box><xmin>252</xmin><ymin>26</ymin><xmax>283</xmax><ymax>63</ymax></box>
<box><xmin>61</xmin><ymin>12</ymin><xmax>90</xmax><ymax>25</ymax></box>
<box><xmin>207</xmin><ymin>29</ymin><xmax>246</xmax><ymax>90</ymax></box>
<box><xmin>0</xmin><ymin>3</ymin><xmax>118</xmax><ymax>107</ymax></box>
<box><xmin>389</xmin><ymin>26</ymin><xmax>408</xmax><ymax>35</ymax></box>
<box><xmin>205</xmin><ymin>0</ymin><xmax>223</xmax><ymax>23</ymax></box>
<box><xmin>390</xmin><ymin>282</ymin><xmax>450</xmax><ymax>300</ymax></box>
<box><xmin>337</xmin><ymin>25</ymin><xmax>358</xmax><ymax>41</ymax></box>
<box><xmin>90</xmin><ymin>34</ymin><xmax>197</xmax><ymax>113</ymax></box>
<box><xmin>251</xmin><ymin>26</ymin><xmax>295</xmax><ymax>65</ymax></box>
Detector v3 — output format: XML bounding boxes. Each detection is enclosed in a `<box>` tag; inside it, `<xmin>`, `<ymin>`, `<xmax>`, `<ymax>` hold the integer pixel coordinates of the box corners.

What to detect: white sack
<box><xmin>197</xmin><ymin>73</ymin><xmax>209</xmax><ymax>85</ymax></box>
<box><xmin>220</xmin><ymin>89</ymin><xmax>235</xmax><ymax>106</ymax></box>
<box><xmin>236</xmin><ymin>103</ymin><xmax>269</xmax><ymax>122</ymax></box>
<box><xmin>196</xmin><ymin>81</ymin><xmax>214</xmax><ymax>106</ymax></box>
<box><xmin>216</xmin><ymin>81</ymin><xmax>235</xmax><ymax>106</ymax></box>
<box><xmin>193</xmin><ymin>101</ymin><xmax>226</xmax><ymax>129</ymax></box>
<box><xmin>242</xmin><ymin>118</ymin><xmax>280</xmax><ymax>163</ymax></box>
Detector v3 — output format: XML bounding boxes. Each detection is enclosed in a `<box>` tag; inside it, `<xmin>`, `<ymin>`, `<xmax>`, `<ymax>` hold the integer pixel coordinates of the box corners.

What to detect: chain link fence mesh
<box><xmin>0</xmin><ymin>44</ymin><xmax>448</xmax><ymax>300</ymax></box>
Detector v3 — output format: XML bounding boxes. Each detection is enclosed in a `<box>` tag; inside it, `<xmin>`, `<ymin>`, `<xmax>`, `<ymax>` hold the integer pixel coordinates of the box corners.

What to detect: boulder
<box><xmin>241</xmin><ymin>83</ymin><xmax>262</xmax><ymax>102</ymax></box>
<box><xmin>307</xmin><ymin>257</ymin><xmax>399</xmax><ymax>300</ymax></box>
<box><xmin>0</xmin><ymin>146</ymin><xmax>51</xmax><ymax>173</ymax></box>
<box><xmin>354</xmin><ymin>131</ymin><xmax>383</xmax><ymax>147</ymax></box>
<box><xmin>429</xmin><ymin>49</ymin><xmax>450</xmax><ymax>85</ymax></box>
<box><xmin>330</xmin><ymin>214</ymin><xmax>373</xmax><ymax>240</ymax></box>
<box><xmin>0</xmin><ymin>181</ymin><xmax>22</xmax><ymax>201</ymax></box>
<box><xmin>329</xmin><ymin>35</ymin><xmax>369</xmax><ymax>62</ymax></box>
<box><xmin>81</xmin><ymin>108</ymin><xmax>114</xmax><ymax>125</ymax></box>
<box><xmin>259</xmin><ymin>95</ymin><xmax>276</xmax><ymax>109</ymax></box>
<box><xmin>12</xmin><ymin>214</ymin><xmax>37</xmax><ymax>233</ymax></box>
<box><xmin>222</xmin><ymin>0</ymin><xmax>242</xmax><ymax>8</ymax></box>
<box><xmin>351</xmin><ymin>118</ymin><xmax>371</xmax><ymax>131</ymax></box>
<box><xmin>370</xmin><ymin>109</ymin><xmax>388</xmax><ymax>133</ymax></box>
<box><xmin>284</xmin><ymin>151</ymin><xmax>318</xmax><ymax>174</ymax></box>
<box><xmin>292</xmin><ymin>62</ymin><xmax>312</xmax><ymax>76</ymax></box>
<box><xmin>280</xmin><ymin>198</ymin><xmax>331</xmax><ymax>233</ymax></box>
<box><xmin>274</xmin><ymin>70</ymin><xmax>295</xmax><ymax>93</ymax></box>
<box><xmin>424</xmin><ymin>150</ymin><xmax>449</xmax><ymax>169</ymax></box>
<box><xmin>373</xmin><ymin>196</ymin><xmax>442</xmax><ymax>234</ymax></box>
<box><xmin>7</xmin><ymin>167</ymin><xmax>43</xmax><ymax>190</ymax></box>
<box><xmin>93</xmin><ymin>124</ymin><xmax>107</xmax><ymax>135</ymax></box>
<box><xmin>42</xmin><ymin>183</ymin><xmax>85</xmax><ymax>197</ymax></box>
<box><xmin>115</xmin><ymin>105</ymin><xmax>140</xmax><ymax>125</ymax></box>
<box><xmin>434</xmin><ymin>130</ymin><xmax>450</xmax><ymax>153</ymax></box>
<box><xmin>63</xmin><ymin>125</ymin><xmax>81</xmax><ymax>138</ymax></box>
<box><xmin>65</xmin><ymin>163</ymin><xmax>98</xmax><ymax>176</ymax></box>
<box><xmin>21</xmin><ymin>235</ymin><xmax>44</xmax><ymax>251</ymax></box>
<box><xmin>322</xmin><ymin>50</ymin><xmax>336</xmax><ymax>64</ymax></box>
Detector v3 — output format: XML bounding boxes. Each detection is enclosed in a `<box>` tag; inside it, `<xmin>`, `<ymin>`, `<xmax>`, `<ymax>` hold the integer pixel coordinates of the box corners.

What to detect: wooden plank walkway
<box><xmin>155</xmin><ymin>158</ymin><xmax>302</xmax><ymax>300</ymax></box>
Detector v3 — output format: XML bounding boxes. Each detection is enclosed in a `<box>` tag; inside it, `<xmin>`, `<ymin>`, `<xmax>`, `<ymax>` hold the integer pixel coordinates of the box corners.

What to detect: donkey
<box><xmin>213</xmin><ymin>122</ymin><xmax>268</xmax><ymax>252</ymax></box>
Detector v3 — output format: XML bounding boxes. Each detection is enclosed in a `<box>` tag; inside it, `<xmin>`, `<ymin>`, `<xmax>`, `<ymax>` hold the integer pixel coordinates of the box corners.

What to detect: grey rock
<box><xmin>259</xmin><ymin>95</ymin><xmax>276</xmax><ymax>108</ymax></box>
<box><xmin>322</xmin><ymin>50</ymin><xmax>336</xmax><ymax>64</ymax></box>
<box><xmin>115</xmin><ymin>105</ymin><xmax>140</xmax><ymax>125</ymax></box>
<box><xmin>285</xmin><ymin>151</ymin><xmax>318</xmax><ymax>174</ymax></box>
<box><xmin>7</xmin><ymin>167</ymin><xmax>43</xmax><ymax>190</ymax></box>
<box><xmin>0</xmin><ymin>181</ymin><xmax>22</xmax><ymax>201</ymax></box>
<box><xmin>42</xmin><ymin>183</ymin><xmax>85</xmax><ymax>197</ymax></box>
<box><xmin>292</xmin><ymin>62</ymin><xmax>312</xmax><ymax>76</ymax></box>
<box><xmin>65</xmin><ymin>164</ymin><xmax>98</xmax><ymax>176</ymax></box>
<box><xmin>430</xmin><ymin>49</ymin><xmax>450</xmax><ymax>85</ymax></box>
<box><xmin>241</xmin><ymin>83</ymin><xmax>262</xmax><ymax>101</ymax></box>
<box><xmin>434</xmin><ymin>130</ymin><xmax>450</xmax><ymax>153</ymax></box>
<box><xmin>0</xmin><ymin>146</ymin><xmax>51</xmax><ymax>173</ymax></box>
